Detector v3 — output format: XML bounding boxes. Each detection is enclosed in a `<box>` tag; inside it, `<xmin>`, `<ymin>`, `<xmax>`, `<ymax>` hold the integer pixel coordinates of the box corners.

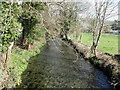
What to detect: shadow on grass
<box><xmin>17</xmin><ymin>39</ymin><xmax>113</xmax><ymax>89</ymax></box>
<box><xmin>18</xmin><ymin>44</ymin><xmax>50</xmax><ymax>88</ymax></box>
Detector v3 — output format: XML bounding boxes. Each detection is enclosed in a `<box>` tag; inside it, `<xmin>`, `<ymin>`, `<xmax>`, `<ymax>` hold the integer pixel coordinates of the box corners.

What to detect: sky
<box><xmin>85</xmin><ymin>0</ymin><xmax>120</xmax><ymax>21</ymax></box>
<box><xmin>18</xmin><ymin>0</ymin><xmax>119</xmax><ymax>21</ymax></box>
<box><xmin>8</xmin><ymin>0</ymin><xmax>120</xmax><ymax>21</ymax></box>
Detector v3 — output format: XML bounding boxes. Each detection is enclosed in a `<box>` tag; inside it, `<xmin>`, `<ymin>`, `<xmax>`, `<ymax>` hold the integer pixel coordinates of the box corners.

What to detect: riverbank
<box><xmin>0</xmin><ymin>40</ymin><xmax>45</xmax><ymax>89</ymax></box>
<box><xmin>62</xmin><ymin>38</ymin><xmax>120</xmax><ymax>89</ymax></box>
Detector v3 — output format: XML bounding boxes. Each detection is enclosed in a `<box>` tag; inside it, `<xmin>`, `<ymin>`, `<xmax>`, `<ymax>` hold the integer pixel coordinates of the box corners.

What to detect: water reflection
<box><xmin>20</xmin><ymin>39</ymin><xmax>112</xmax><ymax>88</ymax></box>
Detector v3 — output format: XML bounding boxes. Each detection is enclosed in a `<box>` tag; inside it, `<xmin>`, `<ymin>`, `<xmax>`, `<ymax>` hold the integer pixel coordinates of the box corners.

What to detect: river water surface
<box><xmin>21</xmin><ymin>39</ymin><xmax>112</xmax><ymax>88</ymax></box>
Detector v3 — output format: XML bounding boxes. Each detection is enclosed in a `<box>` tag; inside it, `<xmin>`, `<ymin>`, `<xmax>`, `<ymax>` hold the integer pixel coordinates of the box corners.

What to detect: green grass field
<box><xmin>7</xmin><ymin>40</ymin><xmax>45</xmax><ymax>86</ymax></box>
<box><xmin>70</xmin><ymin>33</ymin><xmax>119</xmax><ymax>55</ymax></box>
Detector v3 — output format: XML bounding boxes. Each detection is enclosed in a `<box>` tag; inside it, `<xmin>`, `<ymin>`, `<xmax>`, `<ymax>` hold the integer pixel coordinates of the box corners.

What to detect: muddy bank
<box><xmin>62</xmin><ymin>38</ymin><xmax>120</xmax><ymax>89</ymax></box>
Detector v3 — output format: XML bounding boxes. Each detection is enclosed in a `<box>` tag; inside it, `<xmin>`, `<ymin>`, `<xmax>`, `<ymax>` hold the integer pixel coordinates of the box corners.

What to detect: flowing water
<box><xmin>21</xmin><ymin>39</ymin><xmax>112</xmax><ymax>88</ymax></box>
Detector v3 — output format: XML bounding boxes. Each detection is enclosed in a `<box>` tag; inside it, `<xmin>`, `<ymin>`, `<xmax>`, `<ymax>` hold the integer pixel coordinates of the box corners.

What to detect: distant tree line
<box><xmin>111</xmin><ymin>20</ymin><xmax>120</xmax><ymax>30</ymax></box>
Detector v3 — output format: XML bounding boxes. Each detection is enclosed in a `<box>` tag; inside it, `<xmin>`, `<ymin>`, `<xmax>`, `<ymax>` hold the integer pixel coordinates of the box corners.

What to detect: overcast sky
<box><xmin>85</xmin><ymin>0</ymin><xmax>119</xmax><ymax>21</ymax></box>
<box><xmin>17</xmin><ymin>0</ymin><xmax>119</xmax><ymax>21</ymax></box>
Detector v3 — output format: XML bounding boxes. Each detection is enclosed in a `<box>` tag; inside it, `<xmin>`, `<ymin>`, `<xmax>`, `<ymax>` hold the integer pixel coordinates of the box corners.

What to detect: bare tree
<box><xmin>90</xmin><ymin>0</ymin><xmax>117</xmax><ymax>56</ymax></box>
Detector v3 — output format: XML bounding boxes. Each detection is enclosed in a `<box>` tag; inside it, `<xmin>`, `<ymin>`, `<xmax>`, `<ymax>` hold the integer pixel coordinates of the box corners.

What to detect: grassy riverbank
<box><xmin>70</xmin><ymin>33</ymin><xmax>118</xmax><ymax>54</ymax></box>
<box><xmin>6</xmin><ymin>40</ymin><xmax>45</xmax><ymax>87</ymax></box>
<box><xmin>63</xmin><ymin>38</ymin><xmax>120</xmax><ymax>89</ymax></box>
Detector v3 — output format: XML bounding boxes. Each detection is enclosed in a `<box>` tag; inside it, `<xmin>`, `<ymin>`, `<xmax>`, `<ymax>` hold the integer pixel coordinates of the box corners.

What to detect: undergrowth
<box><xmin>3</xmin><ymin>40</ymin><xmax>45</xmax><ymax>88</ymax></box>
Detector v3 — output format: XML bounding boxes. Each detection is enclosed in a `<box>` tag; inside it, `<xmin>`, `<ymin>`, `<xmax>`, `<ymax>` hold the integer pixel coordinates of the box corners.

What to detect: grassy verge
<box><xmin>70</xmin><ymin>33</ymin><xmax>118</xmax><ymax>54</ymax></box>
<box><xmin>6</xmin><ymin>39</ymin><xmax>45</xmax><ymax>87</ymax></box>
<box><xmin>65</xmin><ymin>36</ymin><xmax>120</xmax><ymax>89</ymax></box>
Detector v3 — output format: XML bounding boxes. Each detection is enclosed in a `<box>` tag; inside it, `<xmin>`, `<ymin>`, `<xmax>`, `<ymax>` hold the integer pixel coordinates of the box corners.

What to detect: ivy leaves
<box><xmin>0</xmin><ymin>2</ymin><xmax>22</xmax><ymax>52</ymax></box>
<box><xmin>0</xmin><ymin>2</ymin><xmax>45</xmax><ymax>52</ymax></box>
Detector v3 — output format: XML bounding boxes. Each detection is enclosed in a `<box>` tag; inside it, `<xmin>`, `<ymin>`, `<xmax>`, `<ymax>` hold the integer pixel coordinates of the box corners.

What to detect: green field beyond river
<box><xmin>70</xmin><ymin>33</ymin><xmax>119</xmax><ymax>54</ymax></box>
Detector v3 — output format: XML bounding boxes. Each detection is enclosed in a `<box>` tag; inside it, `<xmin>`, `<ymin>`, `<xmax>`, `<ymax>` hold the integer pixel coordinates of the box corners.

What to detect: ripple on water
<box><xmin>21</xmin><ymin>39</ymin><xmax>112</xmax><ymax>88</ymax></box>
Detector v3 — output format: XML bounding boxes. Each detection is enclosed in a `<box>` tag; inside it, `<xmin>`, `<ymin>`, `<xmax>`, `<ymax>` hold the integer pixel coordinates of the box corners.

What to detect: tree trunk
<box><xmin>91</xmin><ymin>1</ymin><xmax>108</xmax><ymax>56</ymax></box>
<box><xmin>21</xmin><ymin>29</ymin><xmax>26</xmax><ymax>45</ymax></box>
<box><xmin>6</xmin><ymin>42</ymin><xmax>14</xmax><ymax>62</ymax></box>
<box><xmin>0</xmin><ymin>52</ymin><xmax>7</xmax><ymax>68</ymax></box>
<box><xmin>1</xmin><ymin>42</ymin><xmax>14</xmax><ymax>64</ymax></box>
<box><xmin>79</xmin><ymin>33</ymin><xmax>82</xmax><ymax>42</ymax></box>
<box><xmin>91</xmin><ymin>42</ymin><xmax>97</xmax><ymax>56</ymax></box>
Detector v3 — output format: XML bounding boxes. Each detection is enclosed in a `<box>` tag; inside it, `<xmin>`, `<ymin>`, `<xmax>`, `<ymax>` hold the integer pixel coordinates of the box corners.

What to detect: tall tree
<box><xmin>90</xmin><ymin>0</ymin><xmax>117</xmax><ymax>56</ymax></box>
<box><xmin>0</xmin><ymin>2</ymin><xmax>22</xmax><ymax>63</ymax></box>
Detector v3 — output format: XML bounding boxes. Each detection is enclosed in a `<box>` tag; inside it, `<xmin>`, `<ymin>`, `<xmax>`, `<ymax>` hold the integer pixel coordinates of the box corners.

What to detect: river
<box><xmin>21</xmin><ymin>38</ymin><xmax>112</xmax><ymax>88</ymax></box>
